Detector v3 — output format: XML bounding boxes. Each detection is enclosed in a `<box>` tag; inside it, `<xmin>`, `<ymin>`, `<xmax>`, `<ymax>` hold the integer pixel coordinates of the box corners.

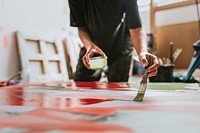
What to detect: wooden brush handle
<box><xmin>141</xmin><ymin>69</ymin><xmax>148</xmax><ymax>83</ymax></box>
<box><xmin>140</xmin><ymin>55</ymin><xmax>154</xmax><ymax>83</ymax></box>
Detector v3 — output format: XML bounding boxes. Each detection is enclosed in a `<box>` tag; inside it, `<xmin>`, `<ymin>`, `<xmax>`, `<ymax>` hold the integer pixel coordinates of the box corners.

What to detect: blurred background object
<box><xmin>0</xmin><ymin>0</ymin><xmax>200</xmax><ymax>84</ymax></box>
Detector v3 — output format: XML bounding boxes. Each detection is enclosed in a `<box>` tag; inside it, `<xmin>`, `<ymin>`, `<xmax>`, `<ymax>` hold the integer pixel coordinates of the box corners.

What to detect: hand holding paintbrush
<box><xmin>134</xmin><ymin>54</ymin><xmax>157</xmax><ymax>102</ymax></box>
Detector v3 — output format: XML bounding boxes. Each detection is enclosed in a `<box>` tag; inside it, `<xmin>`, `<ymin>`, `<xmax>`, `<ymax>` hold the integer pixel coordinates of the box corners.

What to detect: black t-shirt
<box><xmin>69</xmin><ymin>0</ymin><xmax>142</xmax><ymax>64</ymax></box>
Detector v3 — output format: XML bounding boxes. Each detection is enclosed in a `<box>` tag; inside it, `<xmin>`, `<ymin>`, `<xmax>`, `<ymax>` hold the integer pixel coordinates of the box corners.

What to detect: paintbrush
<box><xmin>134</xmin><ymin>56</ymin><xmax>153</xmax><ymax>102</ymax></box>
<box><xmin>133</xmin><ymin>69</ymin><xmax>148</xmax><ymax>102</ymax></box>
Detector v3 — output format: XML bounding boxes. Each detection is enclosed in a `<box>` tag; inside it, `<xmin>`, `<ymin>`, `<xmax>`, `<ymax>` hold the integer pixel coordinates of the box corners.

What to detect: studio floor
<box><xmin>0</xmin><ymin>80</ymin><xmax>200</xmax><ymax>132</ymax></box>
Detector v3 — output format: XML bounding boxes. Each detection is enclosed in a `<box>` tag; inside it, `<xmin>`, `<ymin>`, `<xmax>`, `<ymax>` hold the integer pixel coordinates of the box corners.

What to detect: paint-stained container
<box><xmin>149</xmin><ymin>65</ymin><xmax>174</xmax><ymax>82</ymax></box>
<box><xmin>89</xmin><ymin>56</ymin><xmax>107</xmax><ymax>70</ymax></box>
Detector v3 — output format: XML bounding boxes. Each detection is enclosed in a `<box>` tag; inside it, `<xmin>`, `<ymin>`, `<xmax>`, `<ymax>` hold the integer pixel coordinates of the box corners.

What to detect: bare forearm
<box><xmin>78</xmin><ymin>27</ymin><xmax>94</xmax><ymax>49</ymax></box>
<box><xmin>129</xmin><ymin>28</ymin><xmax>147</xmax><ymax>56</ymax></box>
<box><xmin>77</xmin><ymin>27</ymin><xmax>107</xmax><ymax>69</ymax></box>
<box><xmin>129</xmin><ymin>28</ymin><xmax>159</xmax><ymax>76</ymax></box>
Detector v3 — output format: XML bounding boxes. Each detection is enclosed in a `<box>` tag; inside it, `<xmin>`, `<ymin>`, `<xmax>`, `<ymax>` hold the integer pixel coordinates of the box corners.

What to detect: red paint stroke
<box><xmin>28</xmin><ymin>108</ymin><xmax>115</xmax><ymax>122</ymax></box>
<box><xmin>63</xmin><ymin>106</ymin><xmax>153</xmax><ymax>115</ymax></box>
<box><xmin>0</xmin><ymin>82</ymin><xmax>7</xmax><ymax>87</ymax></box>
<box><xmin>65</xmin><ymin>98</ymin><xmax>111</xmax><ymax>107</ymax></box>
<box><xmin>75</xmin><ymin>82</ymin><xmax>128</xmax><ymax>89</ymax></box>
<box><xmin>0</xmin><ymin>85</ymin><xmax>119</xmax><ymax>108</ymax></box>
<box><xmin>63</xmin><ymin>82</ymin><xmax>132</xmax><ymax>91</ymax></box>
<box><xmin>1</xmin><ymin>82</ymin><xmax>200</xmax><ymax>113</ymax></box>
<box><xmin>26</xmin><ymin>82</ymin><xmax>133</xmax><ymax>91</ymax></box>
<box><xmin>0</xmin><ymin>109</ymin><xmax>133</xmax><ymax>132</ymax></box>
<box><xmin>80</xmin><ymin>98</ymin><xmax>111</xmax><ymax>105</ymax></box>
<box><xmin>3</xmin><ymin>35</ymin><xmax>8</xmax><ymax>48</ymax></box>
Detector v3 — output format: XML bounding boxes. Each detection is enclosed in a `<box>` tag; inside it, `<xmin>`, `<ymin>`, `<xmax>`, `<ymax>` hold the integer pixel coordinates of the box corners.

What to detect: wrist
<box><xmin>80</xmin><ymin>39</ymin><xmax>93</xmax><ymax>50</ymax></box>
<box><xmin>84</xmin><ymin>41</ymin><xmax>95</xmax><ymax>50</ymax></box>
<box><xmin>138</xmin><ymin>51</ymin><xmax>148</xmax><ymax>57</ymax></box>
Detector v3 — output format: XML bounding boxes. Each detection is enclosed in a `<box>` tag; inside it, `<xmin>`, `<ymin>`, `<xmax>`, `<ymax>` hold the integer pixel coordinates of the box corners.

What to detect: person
<box><xmin>68</xmin><ymin>0</ymin><xmax>159</xmax><ymax>82</ymax></box>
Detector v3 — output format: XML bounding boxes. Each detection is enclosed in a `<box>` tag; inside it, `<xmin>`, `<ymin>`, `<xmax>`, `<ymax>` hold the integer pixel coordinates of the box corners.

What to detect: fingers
<box><xmin>83</xmin><ymin>47</ymin><xmax>94</xmax><ymax>69</ymax></box>
<box><xmin>82</xmin><ymin>55</ymin><xmax>90</xmax><ymax>69</ymax></box>
<box><xmin>147</xmin><ymin>55</ymin><xmax>159</xmax><ymax>77</ymax></box>
<box><xmin>98</xmin><ymin>49</ymin><xmax>107</xmax><ymax>58</ymax></box>
<box><xmin>140</xmin><ymin>69</ymin><xmax>157</xmax><ymax>77</ymax></box>
<box><xmin>140</xmin><ymin>58</ymin><xmax>148</xmax><ymax>68</ymax></box>
<box><xmin>148</xmin><ymin>69</ymin><xmax>158</xmax><ymax>77</ymax></box>
<box><xmin>82</xmin><ymin>45</ymin><xmax>107</xmax><ymax>69</ymax></box>
<box><xmin>83</xmin><ymin>48</ymin><xmax>97</xmax><ymax>69</ymax></box>
<box><xmin>139</xmin><ymin>53</ymin><xmax>160</xmax><ymax>77</ymax></box>
<box><xmin>139</xmin><ymin>54</ymin><xmax>148</xmax><ymax>68</ymax></box>
<box><xmin>91</xmin><ymin>47</ymin><xmax>107</xmax><ymax>58</ymax></box>
<box><xmin>147</xmin><ymin>57</ymin><xmax>160</xmax><ymax>73</ymax></box>
<box><xmin>140</xmin><ymin>67</ymin><xmax>158</xmax><ymax>77</ymax></box>
<box><xmin>87</xmin><ymin>47</ymin><xmax>106</xmax><ymax>58</ymax></box>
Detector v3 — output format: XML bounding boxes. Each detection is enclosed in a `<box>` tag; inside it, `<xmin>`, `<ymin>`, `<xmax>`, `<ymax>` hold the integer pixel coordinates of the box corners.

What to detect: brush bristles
<box><xmin>133</xmin><ymin>93</ymin><xmax>145</xmax><ymax>102</ymax></box>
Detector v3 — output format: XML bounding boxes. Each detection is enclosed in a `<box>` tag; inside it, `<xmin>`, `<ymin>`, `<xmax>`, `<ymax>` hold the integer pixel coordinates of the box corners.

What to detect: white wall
<box><xmin>156</xmin><ymin>4</ymin><xmax>200</xmax><ymax>27</ymax></box>
<box><xmin>0</xmin><ymin>0</ymin><xmax>72</xmax><ymax>81</ymax></box>
<box><xmin>139</xmin><ymin>4</ymin><xmax>200</xmax><ymax>33</ymax></box>
<box><xmin>140</xmin><ymin>10</ymin><xmax>151</xmax><ymax>33</ymax></box>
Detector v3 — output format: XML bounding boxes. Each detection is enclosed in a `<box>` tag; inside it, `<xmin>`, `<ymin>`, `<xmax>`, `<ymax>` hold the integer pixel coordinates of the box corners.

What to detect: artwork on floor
<box><xmin>0</xmin><ymin>106</ymin><xmax>131</xmax><ymax>132</ymax></box>
<box><xmin>0</xmin><ymin>82</ymin><xmax>200</xmax><ymax>132</ymax></box>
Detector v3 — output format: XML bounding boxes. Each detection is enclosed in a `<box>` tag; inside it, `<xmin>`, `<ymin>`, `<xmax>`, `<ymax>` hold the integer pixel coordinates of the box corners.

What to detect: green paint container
<box><xmin>89</xmin><ymin>56</ymin><xmax>107</xmax><ymax>70</ymax></box>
